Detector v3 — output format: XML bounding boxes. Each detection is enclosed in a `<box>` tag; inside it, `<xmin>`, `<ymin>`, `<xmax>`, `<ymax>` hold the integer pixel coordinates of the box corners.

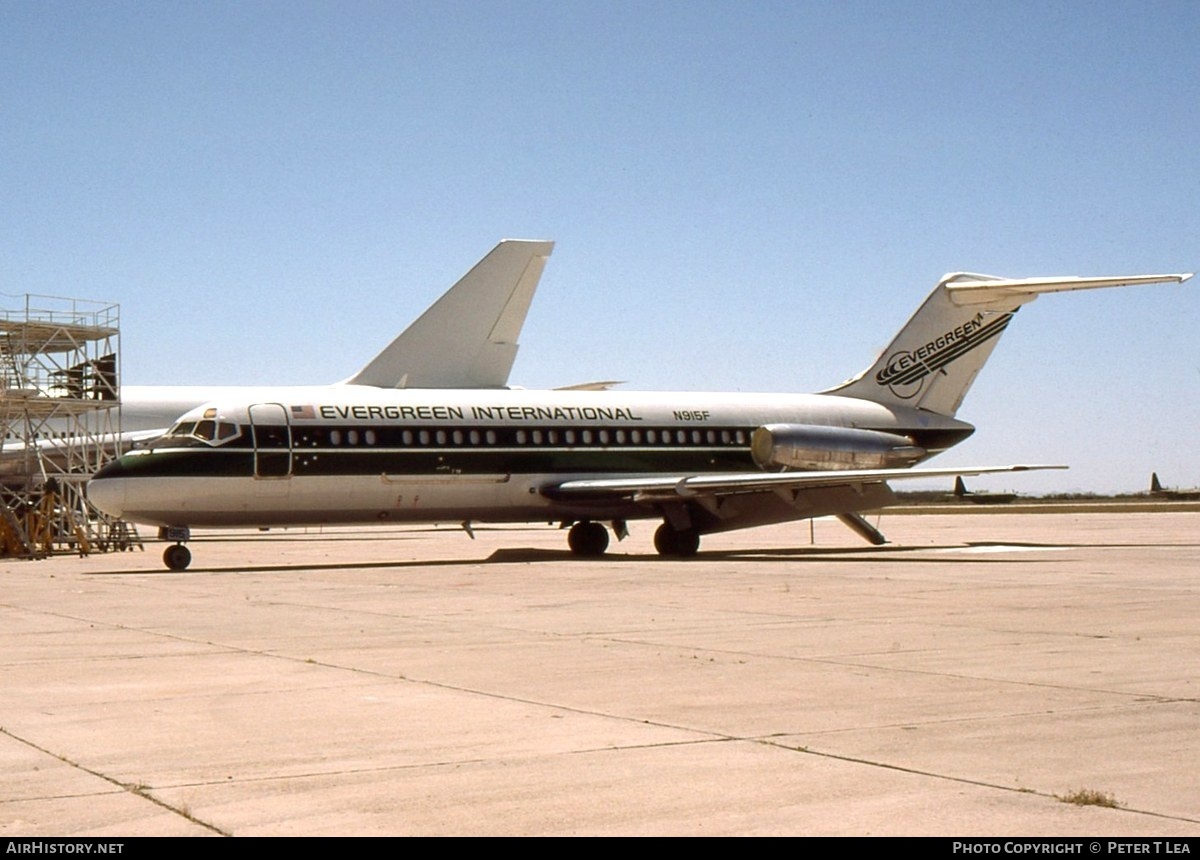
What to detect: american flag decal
<box><xmin>290</xmin><ymin>404</ymin><xmax>315</xmax><ymax>419</ymax></box>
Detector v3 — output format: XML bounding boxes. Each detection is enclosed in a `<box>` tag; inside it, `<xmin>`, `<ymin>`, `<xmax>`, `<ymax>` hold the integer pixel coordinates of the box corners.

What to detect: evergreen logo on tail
<box><xmin>874</xmin><ymin>311</ymin><xmax>1011</xmax><ymax>400</ymax></box>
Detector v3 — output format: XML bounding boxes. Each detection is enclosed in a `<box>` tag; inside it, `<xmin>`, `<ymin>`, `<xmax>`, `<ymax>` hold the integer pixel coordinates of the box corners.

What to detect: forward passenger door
<box><xmin>248</xmin><ymin>403</ymin><xmax>292</xmax><ymax>478</ymax></box>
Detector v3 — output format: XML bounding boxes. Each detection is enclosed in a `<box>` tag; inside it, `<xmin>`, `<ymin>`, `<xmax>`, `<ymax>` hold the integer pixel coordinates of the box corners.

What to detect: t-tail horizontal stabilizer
<box><xmin>343</xmin><ymin>239</ymin><xmax>554</xmax><ymax>389</ymax></box>
<box><xmin>826</xmin><ymin>271</ymin><xmax>1193</xmax><ymax>417</ymax></box>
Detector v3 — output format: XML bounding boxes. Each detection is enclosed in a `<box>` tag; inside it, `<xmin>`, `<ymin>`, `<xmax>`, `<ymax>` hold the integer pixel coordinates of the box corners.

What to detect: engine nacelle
<box><xmin>750</xmin><ymin>424</ymin><xmax>926</xmax><ymax>471</ymax></box>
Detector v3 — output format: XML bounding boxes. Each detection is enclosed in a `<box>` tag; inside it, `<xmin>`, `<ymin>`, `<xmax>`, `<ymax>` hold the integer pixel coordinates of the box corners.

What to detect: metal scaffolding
<box><xmin>0</xmin><ymin>293</ymin><xmax>140</xmax><ymax>558</ymax></box>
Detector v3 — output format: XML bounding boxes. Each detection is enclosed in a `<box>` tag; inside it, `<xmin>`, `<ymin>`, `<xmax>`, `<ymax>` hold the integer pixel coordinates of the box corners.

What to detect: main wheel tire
<box><xmin>163</xmin><ymin>544</ymin><xmax>192</xmax><ymax>571</ymax></box>
<box><xmin>654</xmin><ymin>523</ymin><xmax>700</xmax><ymax>557</ymax></box>
<box><xmin>567</xmin><ymin>521</ymin><xmax>609</xmax><ymax>557</ymax></box>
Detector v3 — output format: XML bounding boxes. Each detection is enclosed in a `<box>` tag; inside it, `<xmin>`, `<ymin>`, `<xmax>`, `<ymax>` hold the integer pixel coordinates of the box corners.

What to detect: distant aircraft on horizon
<box><xmin>951</xmin><ymin>476</ymin><xmax>1018</xmax><ymax>505</ymax></box>
<box><xmin>1148</xmin><ymin>472</ymin><xmax>1200</xmax><ymax>501</ymax></box>
<box><xmin>87</xmin><ymin>247</ymin><xmax>1192</xmax><ymax>571</ymax></box>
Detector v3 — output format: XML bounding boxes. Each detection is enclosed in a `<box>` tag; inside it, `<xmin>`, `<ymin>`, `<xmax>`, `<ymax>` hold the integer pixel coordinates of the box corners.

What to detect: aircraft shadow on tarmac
<box><xmin>86</xmin><ymin>539</ymin><xmax>1083</xmax><ymax>575</ymax></box>
<box><xmin>483</xmin><ymin>542</ymin><xmax>1073</xmax><ymax>564</ymax></box>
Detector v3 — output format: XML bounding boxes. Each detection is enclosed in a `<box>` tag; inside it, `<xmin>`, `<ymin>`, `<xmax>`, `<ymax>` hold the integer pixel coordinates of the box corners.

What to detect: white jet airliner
<box><xmin>87</xmin><ymin>253</ymin><xmax>1191</xmax><ymax>570</ymax></box>
<box><xmin>8</xmin><ymin>240</ymin><xmax>553</xmax><ymax>469</ymax></box>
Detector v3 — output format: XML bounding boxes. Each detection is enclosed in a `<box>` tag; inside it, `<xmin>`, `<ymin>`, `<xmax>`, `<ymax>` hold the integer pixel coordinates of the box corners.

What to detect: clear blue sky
<box><xmin>2</xmin><ymin>2</ymin><xmax>1196</xmax><ymax>493</ymax></box>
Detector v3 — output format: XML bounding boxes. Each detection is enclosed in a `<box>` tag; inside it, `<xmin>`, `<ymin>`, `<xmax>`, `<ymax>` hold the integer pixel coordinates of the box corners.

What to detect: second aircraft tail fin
<box><xmin>824</xmin><ymin>271</ymin><xmax>1191</xmax><ymax>417</ymax></box>
<box><xmin>343</xmin><ymin>239</ymin><xmax>554</xmax><ymax>389</ymax></box>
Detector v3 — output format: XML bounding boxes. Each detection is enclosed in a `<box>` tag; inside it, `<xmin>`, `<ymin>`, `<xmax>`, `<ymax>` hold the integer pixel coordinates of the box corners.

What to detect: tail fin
<box><xmin>1150</xmin><ymin>472</ymin><xmax>1164</xmax><ymax>494</ymax></box>
<box><xmin>825</xmin><ymin>271</ymin><xmax>1192</xmax><ymax>417</ymax></box>
<box><xmin>343</xmin><ymin>239</ymin><xmax>554</xmax><ymax>388</ymax></box>
<box><xmin>953</xmin><ymin>476</ymin><xmax>969</xmax><ymax>498</ymax></box>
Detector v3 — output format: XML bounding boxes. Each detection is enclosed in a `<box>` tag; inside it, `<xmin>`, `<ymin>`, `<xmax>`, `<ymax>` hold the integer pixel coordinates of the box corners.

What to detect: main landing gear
<box><xmin>653</xmin><ymin>523</ymin><xmax>700</xmax><ymax>557</ymax></box>
<box><xmin>567</xmin><ymin>520</ymin><xmax>609</xmax><ymax>557</ymax></box>
<box><xmin>565</xmin><ymin>520</ymin><xmax>702</xmax><ymax>558</ymax></box>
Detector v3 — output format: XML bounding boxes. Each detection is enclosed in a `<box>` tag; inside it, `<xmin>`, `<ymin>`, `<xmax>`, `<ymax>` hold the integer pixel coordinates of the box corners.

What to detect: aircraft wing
<box><xmin>545</xmin><ymin>464</ymin><xmax>1064</xmax><ymax>502</ymax></box>
<box><xmin>0</xmin><ymin>428</ymin><xmax>169</xmax><ymax>477</ymax></box>
<box><xmin>123</xmin><ymin>428</ymin><xmax>170</xmax><ymax>447</ymax></box>
<box><xmin>553</xmin><ymin>380</ymin><xmax>626</xmax><ymax>391</ymax></box>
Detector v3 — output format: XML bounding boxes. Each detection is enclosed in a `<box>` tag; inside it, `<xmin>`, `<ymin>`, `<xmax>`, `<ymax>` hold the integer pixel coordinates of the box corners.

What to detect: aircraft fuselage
<box><xmin>89</xmin><ymin>386</ymin><xmax>973</xmax><ymax>529</ymax></box>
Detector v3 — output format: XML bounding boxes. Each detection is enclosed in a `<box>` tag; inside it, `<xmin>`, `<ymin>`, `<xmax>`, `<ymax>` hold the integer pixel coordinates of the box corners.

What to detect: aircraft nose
<box><xmin>87</xmin><ymin>474</ymin><xmax>126</xmax><ymax>518</ymax></box>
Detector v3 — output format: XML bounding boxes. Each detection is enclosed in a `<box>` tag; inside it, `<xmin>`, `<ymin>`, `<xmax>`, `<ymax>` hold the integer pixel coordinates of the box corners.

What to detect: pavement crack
<box><xmin>757</xmin><ymin>737</ymin><xmax>1200</xmax><ymax>826</ymax></box>
<box><xmin>0</xmin><ymin>726</ymin><xmax>230</xmax><ymax>836</ymax></box>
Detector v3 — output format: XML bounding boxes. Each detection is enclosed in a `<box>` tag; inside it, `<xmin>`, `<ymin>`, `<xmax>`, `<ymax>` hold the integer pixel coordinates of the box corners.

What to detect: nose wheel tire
<box><xmin>567</xmin><ymin>521</ymin><xmax>609</xmax><ymax>557</ymax></box>
<box><xmin>654</xmin><ymin>523</ymin><xmax>700</xmax><ymax>557</ymax></box>
<box><xmin>163</xmin><ymin>544</ymin><xmax>192</xmax><ymax>571</ymax></box>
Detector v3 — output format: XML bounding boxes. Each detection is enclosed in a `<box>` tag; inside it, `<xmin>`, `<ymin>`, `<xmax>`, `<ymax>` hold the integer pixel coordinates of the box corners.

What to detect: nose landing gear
<box><xmin>158</xmin><ymin>526</ymin><xmax>193</xmax><ymax>571</ymax></box>
<box><xmin>163</xmin><ymin>543</ymin><xmax>191</xmax><ymax>571</ymax></box>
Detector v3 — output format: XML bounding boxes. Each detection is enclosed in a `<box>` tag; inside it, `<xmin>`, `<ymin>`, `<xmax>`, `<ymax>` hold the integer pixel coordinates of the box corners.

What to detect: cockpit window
<box><xmin>157</xmin><ymin>418</ymin><xmax>242</xmax><ymax>448</ymax></box>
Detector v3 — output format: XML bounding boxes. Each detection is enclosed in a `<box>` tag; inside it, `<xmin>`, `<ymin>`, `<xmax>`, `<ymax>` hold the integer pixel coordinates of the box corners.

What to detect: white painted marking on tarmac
<box><xmin>933</xmin><ymin>544</ymin><xmax>1070</xmax><ymax>554</ymax></box>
